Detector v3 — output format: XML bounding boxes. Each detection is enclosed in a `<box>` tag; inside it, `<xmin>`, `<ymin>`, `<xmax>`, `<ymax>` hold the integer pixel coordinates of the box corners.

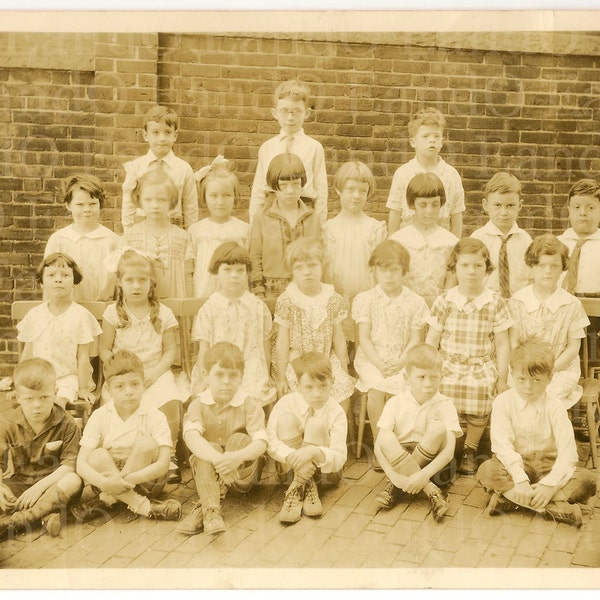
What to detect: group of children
<box><xmin>1</xmin><ymin>78</ymin><xmax>599</xmax><ymax>544</ymax></box>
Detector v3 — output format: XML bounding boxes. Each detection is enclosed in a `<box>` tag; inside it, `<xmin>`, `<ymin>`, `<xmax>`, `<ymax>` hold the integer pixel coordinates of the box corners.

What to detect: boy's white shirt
<box><xmin>557</xmin><ymin>227</ymin><xmax>600</xmax><ymax>294</ymax></box>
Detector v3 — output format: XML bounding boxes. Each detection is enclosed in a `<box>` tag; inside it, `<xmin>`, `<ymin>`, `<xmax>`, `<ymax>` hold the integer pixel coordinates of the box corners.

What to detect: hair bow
<box><xmin>194</xmin><ymin>155</ymin><xmax>230</xmax><ymax>183</ymax></box>
<box><xmin>103</xmin><ymin>245</ymin><xmax>163</xmax><ymax>273</ymax></box>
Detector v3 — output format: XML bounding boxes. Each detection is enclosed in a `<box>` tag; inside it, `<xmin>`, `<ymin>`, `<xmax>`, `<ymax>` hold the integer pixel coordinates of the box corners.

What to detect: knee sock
<box><xmin>464</xmin><ymin>414</ymin><xmax>489</xmax><ymax>450</ymax></box>
<box><xmin>119</xmin><ymin>490</ymin><xmax>151</xmax><ymax>516</ymax></box>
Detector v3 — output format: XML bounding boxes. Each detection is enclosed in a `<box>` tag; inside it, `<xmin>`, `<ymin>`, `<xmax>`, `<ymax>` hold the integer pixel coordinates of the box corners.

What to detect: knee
<box><xmin>476</xmin><ymin>458</ymin><xmax>494</xmax><ymax>489</ymax></box>
<box><xmin>424</xmin><ymin>418</ymin><xmax>447</xmax><ymax>445</ymax></box>
<box><xmin>377</xmin><ymin>433</ymin><xmax>400</xmax><ymax>460</ymax></box>
<box><xmin>304</xmin><ymin>416</ymin><xmax>328</xmax><ymax>445</ymax></box>
<box><xmin>225</xmin><ymin>432</ymin><xmax>251</xmax><ymax>452</ymax></box>
<box><xmin>131</xmin><ymin>434</ymin><xmax>159</xmax><ymax>463</ymax></box>
<box><xmin>276</xmin><ymin>413</ymin><xmax>301</xmax><ymax>441</ymax></box>
<box><xmin>58</xmin><ymin>472</ymin><xmax>83</xmax><ymax>497</ymax></box>
<box><xmin>87</xmin><ymin>448</ymin><xmax>114</xmax><ymax>471</ymax></box>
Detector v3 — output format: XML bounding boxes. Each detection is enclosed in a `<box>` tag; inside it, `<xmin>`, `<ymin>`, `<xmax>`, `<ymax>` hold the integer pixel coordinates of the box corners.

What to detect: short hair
<box><xmin>333</xmin><ymin>161</ymin><xmax>376</xmax><ymax>197</ymax></box>
<box><xmin>64</xmin><ymin>173</ymin><xmax>106</xmax><ymax>208</ymax></box>
<box><xmin>13</xmin><ymin>358</ymin><xmax>56</xmax><ymax>391</ymax></box>
<box><xmin>567</xmin><ymin>178</ymin><xmax>600</xmax><ymax>203</ymax></box>
<box><xmin>405</xmin><ymin>344</ymin><xmax>443</xmax><ymax>374</ymax></box>
<box><xmin>284</xmin><ymin>237</ymin><xmax>326</xmax><ymax>271</ymax></box>
<box><xmin>143</xmin><ymin>105</ymin><xmax>179</xmax><ymax>131</ymax></box>
<box><xmin>208</xmin><ymin>241</ymin><xmax>252</xmax><ymax>275</ymax></box>
<box><xmin>266</xmin><ymin>153</ymin><xmax>307</xmax><ymax>191</ymax></box>
<box><xmin>484</xmin><ymin>172</ymin><xmax>522</xmax><ymax>197</ymax></box>
<box><xmin>198</xmin><ymin>163</ymin><xmax>241</xmax><ymax>208</ymax></box>
<box><xmin>406</xmin><ymin>172</ymin><xmax>446</xmax><ymax>208</ymax></box>
<box><xmin>510</xmin><ymin>339</ymin><xmax>554</xmax><ymax>378</ymax></box>
<box><xmin>103</xmin><ymin>350</ymin><xmax>145</xmax><ymax>381</ymax></box>
<box><xmin>204</xmin><ymin>341</ymin><xmax>245</xmax><ymax>374</ymax></box>
<box><xmin>274</xmin><ymin>80</ymin><xmax>311</xmax><ymax>106</ymax></box>
<box><xmin>407</xmin><ymin>107</ymin><xmax>446</xmax><ymax>138</ymax></box>
<box><xmin>524</xmin><ymin>234</ymin><xmax>569</xmax><ymax>271</ymax></box>
<box><xmin>35</xmin><ymin>252</ymin><xmax>83</xmax><ymax>285</ymax></box>
<box><xmin>291</xmin><ymin>351</ymin><xmax>332</xmax><ymax>383</ymax></box>
<box><xmin>447</xmin><ymin>238</ymin><xmax>494</xmax><ymax>274</ymax></box>
<box><xmin>368</xmin><ymin>239</ymin><xmax>410</xmax><ymax>273</ymax></box>
<box><xmin>132</xmin><ymin>169</ymin><xmax>179</xmax><ymax>210</ymax></box>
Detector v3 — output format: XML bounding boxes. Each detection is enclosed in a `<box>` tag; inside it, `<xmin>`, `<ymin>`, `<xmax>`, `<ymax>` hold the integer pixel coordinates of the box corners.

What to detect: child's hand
<box><xmin>380</xmin><ymin>360</ymin><xmax>400</xmax><ymax>378</ymax></box>
<box><xmin>496</xmin><ymin>379</ymin><xmax>509</xmax><ymax>394</ymax></box>
<box><xmin>512</xmin><ymin>481</ymin><xmax>534</xmax><ymax>506</ymax></box>
<box><xmin>15</xmin><ymin>482</ymin><xmax>45</xmax><ymax>510</ymax></box>
<box><xmin>530</xmin><ymin>483</ymin><xmax>556</xmax><ymax>510</ymax></box>
<box><xmin>103</xmin><ymin>474</ymin><xmax>135</xmax><ymax>496</ymax></box>
<box><xmin>214</xmin><ymin>452</ymin><xmax>243</xmax><ymax>478</ymax></box>
<box><xmin>287</xmin><ymin>447</ymin><xmax>317</xmax><ymax>472</ymax></box>
<box><xmin>276</xmin><ymin>378</ymin><xmax>290</xmax><ymax>398</ymax></box>
<box><xmin>401</xmin><ymin>470</ymin><xmax>430</xmax><ymax>495</ymax></box>
<box><xmin>77</xmin><ymin>389</ymin><xmax>96</xmax><ymax>405</ymax></box>
<box><xmin>0</xmin><ymin>484</ymin><xmax>17</xmax><ymax>511</ymax></box>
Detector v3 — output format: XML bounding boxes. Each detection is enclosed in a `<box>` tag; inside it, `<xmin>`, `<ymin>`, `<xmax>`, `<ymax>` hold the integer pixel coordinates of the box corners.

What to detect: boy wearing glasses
<box><xmin>249</xmin><ymin>80</ymin><xmax>328</xmax><ymax>227</ymax></box>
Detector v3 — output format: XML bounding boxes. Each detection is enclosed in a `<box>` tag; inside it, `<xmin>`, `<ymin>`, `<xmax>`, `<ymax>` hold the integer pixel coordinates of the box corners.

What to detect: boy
<box><xmin>249</xmin><ymin>80</ymin><xmax>328</xmax><ymax>227</ymax></box>
<box><xmin>374</xmin><ymin>344</ymin><xmax>461</xmax><ymax>523</ymax></box>
<box><xmin>267</xmin><ymin>352</ymin><xmax>347</xmax><ymax>525</ymax></box>
<box><xmin>121</xmin><ymin>105</ymin><xmax>198</xmax><ymax>231</ymax></box>
<box><xmin>0</xmin><ymin>358</ymin><xmax>82</xmax><ymax>539</ymax></box>
<box><xmin>71</xmin><ymin>350</ymin><xmax>182</xmax><ymax>522</ymax></box>
<box><xmin>471</xmin><ymin>172</ymin><xmax>532</xmax><ymax>298</ymax></box>
<box><xmin>477</xmin><ymin>340</ymin><xmax>597</xmax><ymax>527</ymax></box>
<box><xmin>178</xmin><ymin>342</ymin><xmax>267</xmax><ymax>536</ymax></box>
<box><xmin>386</xmin><ymin>107</ymin><xmax>465</xmax><ymax>238</ymax></box>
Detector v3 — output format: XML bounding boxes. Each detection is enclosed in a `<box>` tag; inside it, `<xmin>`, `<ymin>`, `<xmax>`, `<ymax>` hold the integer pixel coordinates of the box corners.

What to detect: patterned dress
<box><xmin>427</xmin><ymin>287</ymin><xmax>511</xmax><ymax>417</ymax></box>
<box><xmin>352</xmin><ymin>285</ymin><xmax>429</xmax><ymax>394</ymax></box>
<box><xmin>274</xmin><ymin>282</ymin><xmax>355</xmax><ymax>403</ymax></box>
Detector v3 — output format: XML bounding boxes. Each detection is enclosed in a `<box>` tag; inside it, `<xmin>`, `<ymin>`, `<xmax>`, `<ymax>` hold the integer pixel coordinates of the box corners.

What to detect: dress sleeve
<box><xmin>191</xmin><ymin>303</ymin><xmax>211</xmax><ymax>342</ymax></box>
<box><xmin>73</xmin><ymin>306</ymin><xmax>103</xmax><ymax>344</ymax></box>
<box><xmin>244</xmin><ymin>398</ymin><xmax>268</xmax><ymax>443</ymax></box>
<box><xmin>351</xmin><ymin>291</ymin><xmax>370</xmax><ymax>325</ymax></box>
<box><xmin>274</xmin><ymin>294</ymin><xmax>292</xmax><ymax>327</ymax></box>
<box><xmin>182</xmin><ymin>398</ymin><xmax>205</xmax><ymax>437</ymax></box>
<box><xmin>330</xmin><ymin>293</ymin><xmax>349</xmax><ymax>325</ymax></box>
<box><xmin>492</xmin><ymin>296</ymin><xmax>512</xmax><ymax>333</ymax></box>
<box><xmin>426</xmin><ymin>294</ymin><xmax>447</xmax><ymax>331</ymax></box>
<box><xmin>159</xmin><ymin>304</ymin><xmax>179</xmax><ymax>331</ymax></box>
<box><xmin>16</xmin><ymin>307</ymin><xmax>41</xmax><ymax>342</ymax></box>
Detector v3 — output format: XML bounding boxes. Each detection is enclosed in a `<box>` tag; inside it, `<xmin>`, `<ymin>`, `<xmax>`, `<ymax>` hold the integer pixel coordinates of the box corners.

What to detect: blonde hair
<box><xmin>132</xmin><ymin>169</ymin><xmax>179</xmax><ymax>211</ymax></box>
<box><xmin>408</xmin><ymin>107</ymin><xmax>446</xmax><ymax>138</ymax></box>
<box><xmin>198</xmin><ymin>163</ymin><xmax>241</xmax><ymax>209</ymax></box>
<box><xmin>284</xmin><ymin>237</ymin><xmax>326</xmax><ymax>271</ymax></box>
<box><xmin>333</xmin><ymin>161</ymin><xmax>376</xmax><ymax>197</ymax></box>
<box><xmin>274</xmin><ymin>80</ymin><xmax>311</xmax><ymax>106</ymax></box>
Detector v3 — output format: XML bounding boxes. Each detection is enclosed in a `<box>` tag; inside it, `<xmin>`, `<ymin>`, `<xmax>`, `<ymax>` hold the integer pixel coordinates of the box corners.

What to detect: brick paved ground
<box><xmin>1</xmin><ymin>442</ymin><xmax>599</xmax><ymax>579</ymax></box>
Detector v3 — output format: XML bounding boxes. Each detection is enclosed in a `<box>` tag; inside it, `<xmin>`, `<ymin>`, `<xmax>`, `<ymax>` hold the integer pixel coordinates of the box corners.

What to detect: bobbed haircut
<box><xmin>333</xmin><ymin>161</ymin><xmax>376</xmax><ymax>197</ymax></box>
<box><xmin>284</xmin><ymin>237</ymin><xmax>326</xmax><ymax>271</ymax></box>
<box><xmin>132</xmin><ymin>169</ymin><xmax>179</xmax><ymax>211</ymax></box>
<box><xmin>266</xmin><ymin>153</ymin><xmax>307</xmax><ymax>191</ymax></box>
<box><xmin>64</xmin><ymin>173</ymin><xmax>106</xmax><ymax>208</ymax></box>
<box><xmin>447</xmin><ymin>238</ymin><xmax>494</xmax><ymax>274</ymax></box>
<box><xmin>36</xmin><ymin>252</ymin><xmax>83</xmax><ymax>285</ymax></box>
<box><xmin>143</xmin><ymin>105</ymin><xmax>179</xmax><ymax>131</ymax></box>
<box><xmin>510</xmin><ymin>339</ymin><xmax>554</xmax><ymax>378</ymax></box>
<box><xmin>13</xmin><ymin>358</ymin><xmax>56</xmax><ymax>392</ymax></box>
<box><xmin>208</xmin><ymin>241</ymin><xmax>252</xmax><ymax>275</ymax></box>
<box><xmin>406</xmin><ymin>172</ymin><xmax>446</xmax><ymax>208</ymax></box>
<box><xmin>407</xmin><ymin>107</ymin><xmax>446</xmax><ymax>138</ymax></box>
<box><xmin>104</xmin><ymin>349</ymin><xmax>145</xmax><ymax>381</ymax></box>
<box><xmin>567</xmin><ymin>178</ymin><xmax>600</xmax><ymax>203</ymax></box>
<box><xmin>484</xmin><ymin>172</ymin><xmax>522</xmax><ymax>197</ymax></box>
<box><xmin>273</xmin><ymin>79</ymin><xmax>311</xmax><ymax>106</ymax></box>
<box><xmin>405</xmin><ymin>344</ymin><xmax>443</xmax><ymax>374</ymax></box>
<box><xmin>204</xmin><ymin>341</ymin><xmax>245</xmax><ymax>374</ymax></box>
<box><xmin>198</xmin><ymin>163</ymin><xmax>241</xmax><ymax>208</ymax></box>
<box><xmin>291</xmin><ymin>351</ymin><xmax>333</xmax><ymax>383</ymax></box>
<box><xmin>524</xmin><ymin>234</ymin><xmax>569</xmax><ymax>271</ymax></box>
<box><xmin>368</xmin><ymin>239</ymin><xmax>410</xmax><ymax>273</ymax></box>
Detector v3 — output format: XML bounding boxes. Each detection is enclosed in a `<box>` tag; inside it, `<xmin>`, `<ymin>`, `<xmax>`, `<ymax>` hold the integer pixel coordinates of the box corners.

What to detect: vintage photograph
<box><xmin>0</xmin><ymin>10</ymin><xmax>599</xmax><ymax>588</ymax></box>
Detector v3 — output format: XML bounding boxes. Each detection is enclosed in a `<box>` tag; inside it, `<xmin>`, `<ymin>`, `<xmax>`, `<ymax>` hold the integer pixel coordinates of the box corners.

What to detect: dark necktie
<box><xmin>498</xmin><ymin>234</ymin><xmax>512</xmax><ymax>298</ymax></box>
<box><xmin>562</xmin><ymin>238</ymin><xmax>587</xmax><ymax>294</ymax></box>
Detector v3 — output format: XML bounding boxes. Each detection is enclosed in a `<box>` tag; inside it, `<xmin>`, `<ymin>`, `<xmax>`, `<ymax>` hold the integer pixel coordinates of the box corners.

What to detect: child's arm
<box><xmin>99</xmin><ymin>320</ymin><xmax>116</xmax><ymax>365</ymax></box>
<box><xmin>248</xmin><ymin>218</ymin><xmax>265</xmax><ymax>297</ymax></box>
<box><xmin>181</xmin><ymin>168</ymin><xmax>199</xmax><ymax>228</ymax></box>
<box><xmin>449</xmin><ymin>212</ymin><xmax>463</xmax><ymax>239</ymax></box>
<box><xmin>388</xmin><ymin>209</ymin><xmax>403</xmax><ymax>235</ymax></box>
<box><xmin>553</xmin><ymin>336</ymin><xmax>580</xmax><ymax>372</ymax></box>
<box><xmin>494</xmin><ymin>329</ymin><xmax>510</xmax><ymax>394</ymax></box>
<box><xmin>76</xmin><ymin>446</ymin><xmax>134</xmax><ymax>496</ymax></box>
<box><xmin>357</xmin><ymin>322</ymin><xmax>389</xmax><ymax>376</ymax></box>
<box><xmin>274</xmin><ymin>323</ymin><xmax>291</xmax><ymax>396</ymax></box>
<box><xmin>215</xmin><ymin>439</ymin><xmax>267</xmax><ymax>485</ymax></box>
<box><xmin>185</xmin><ymin>257</ymin><xmax>194</xmax><ymax>298</ymax></box>
<box><xmin>144</xmin><ymin>326</ymin><xmax>178</xmax><ymax>388</ymax></box>
<box><xmin>313</xmin><ymin>146</ymin><xmax>328</xmax><ymax>228</ymax></box>
<box><xmin>14</xmin><ymin>465</ymin><xmax>78</xmax><ymax>510</ymax></box>
<box><xmin>508</xmin><ymin>326</ymin><xmax>520</xmax><ymax>350</ymax></box>
<box><xmin>77</xmin><ymin>343</ymin><xmax>96</xmax><ymax>403</ymax></box>
<box><xmin>395</xmin><ymin>327</ymin><xmax>425</xmax><ymax>372</ymax></box>
<box><xmin>184</xmin><ymin>429</ymin><xmax>224</xmax><ymax>464</ymax></box>
<box><xmin>332</xmin><ymin>321</ymin><xmax>349</xmax><ymax>374</ymax></box>
<box><xmin>443</xmin><ymin>271</ymin><xmax>457</xmax><ymax>289</ymax></box>
<box><xmin>122</xmin><ymin>445</ymin><xmax>171</xmax><ymax>487</ymax></box>
<box><xmin>194</xmin><ymin>340</ymin><xmax>210</xmax><ymax>386</ymax></box>
<box><xmin>249</xmin><ymin>150</ymin><xmax>267</xmax><ymax>226</ymax></box>
<box><xmin>425</xmin><ymin>327</ymin><xmax>442</xmax><ymax>349</ymax></box>
<box><xmin>21</xmin><ymin>342</ymin><xmax>33</xmax><ymax>361</ymax></box>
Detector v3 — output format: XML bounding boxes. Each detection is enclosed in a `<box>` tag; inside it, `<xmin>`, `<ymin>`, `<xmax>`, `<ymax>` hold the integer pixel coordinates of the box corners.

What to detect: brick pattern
<box><xmin>0</xmin><ymin>32</ymin><xmax>598</xmax><ymax>373</ymax></box>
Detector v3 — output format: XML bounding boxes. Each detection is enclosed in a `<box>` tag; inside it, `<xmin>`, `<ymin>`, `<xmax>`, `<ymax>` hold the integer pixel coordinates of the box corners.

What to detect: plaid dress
<box><xmin>427</xmin><ymin>287</ymin><xmax>511</xmax><ymax>417</ymax></box>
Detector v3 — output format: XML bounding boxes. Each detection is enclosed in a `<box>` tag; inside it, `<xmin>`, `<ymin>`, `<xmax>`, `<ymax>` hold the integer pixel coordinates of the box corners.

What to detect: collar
<box><xmin>446</xmin><ymin>286</ymin><xmax>495</xmax><ymax>310</ymax></box>
<box><xmin>513</xmin><ymin>388</ymin><xmax>545</xmax><ymax>414</ymax></box>
<box><xmin>145</xmin><ymin>149</ymin><xmax>177</xmax><ymax>168</ymax></box>
<box><xmin>265</xmin><ymin>197</ymin><xmax>313</xmax><ymax>219</ymax></box>
<box><xmin>479</xmin><ymin>220</ymin><xmax>523</xmax><ymax>237</ymax></box>
<box><xmin>211</xmin><ymin>290</ymin><xmax>254</xmax><ymax>309</ymax></box>
<box><xmin>106</xmin><ymin>400</ymin><xmax>149</xmax><ymax>418</ymax></box>
<box><xmin>374</xmin><ymin>284</ymin><xmax>408</xmax><ymax>306</ymax></box>
<box><xmin>199</xmin><ymin>388</ymin><xmax>247</xmax><ymax>408</ymax></box>
<box><xmin>286</xmin><ymin>281</ymin><xmax>335</xmax><ymax>308</ymax></box>
<box><xmin>277</xmin><ymin>129</ymin><xmax>305</xmax><ymax>142</ymax></box>
<box><xmin>59</xmin><ymin>224</ymin><xmax>112</xmax><ymax>241</ymax></box>
<box><xmin>14</xmin><ymin>403</ymin><xmax>65</xmax><ymax>433</ymax></box>
<box><xmin>560</xmin><ymin>228</ymin><xmax>600</xmax><ymax>241</ymax></box>
<box><xmin>290</xmin><ymin>390</ymin><xmax>332</xmax><ymax>416</ymax></box>
<box><xmin>404</xmin><ymin>224</ymin><xmax>458</xmax><ymax>247</ymax></box>
<box><xmin>511</xmin><ymin>284</ymin><xmax>573</xmax><ymax>314</ymax></box>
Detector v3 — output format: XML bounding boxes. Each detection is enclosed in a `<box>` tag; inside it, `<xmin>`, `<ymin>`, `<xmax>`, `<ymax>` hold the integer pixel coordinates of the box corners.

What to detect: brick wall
<box><xmin>0</xmin><ymin>31</ymin><xmax>598</xmax><ymax>374</ymax></box>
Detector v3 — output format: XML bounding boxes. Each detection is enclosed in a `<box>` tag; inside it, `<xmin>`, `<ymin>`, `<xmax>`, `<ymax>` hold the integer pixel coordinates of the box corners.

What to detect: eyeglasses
<box><xmin>277</xmin><ymin>109</ymin><xmax>304</xmax><ymax>118</ymax></box>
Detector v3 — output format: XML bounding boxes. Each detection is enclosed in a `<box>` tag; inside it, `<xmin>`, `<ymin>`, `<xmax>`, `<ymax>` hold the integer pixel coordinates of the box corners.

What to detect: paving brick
<box><xmin>478</xmin><ymin>544</ymin><xmax>514</xmax><ymax>567</ymax></box>
<box><xmin>384</xmin><ymin>518</ymin><xmax>420</xmax><ymax>546</ymax></box>
<box><xmin>361</xmin><ymin>543</ymin><xmax>401</xmax><ymax>567</ymax></box>
<box><xmin>115</xmin><ymin>532</ymin><xmax>163</xmax><ymax>559</ymax></box>
<box><xmin>333</xmin><ymin>513</ymin><xmax>372</xmax><ymax>539</ymax></box>
<box><xmin>451</xmin><ymin>540</ymin><xmax>488</xmax><ymax>567</ymax></box>
<box><xmin>515</xmin><ymin>532</ymin><xmax>553</xmax><ymax>558</ymax></box>
<box><xmin>572</xmin><ymin>535</ymin><xmax>600</xmax><ymax>567</ymax></box>
<box><xmin>463</xmin><ymin>485</ymin><xmax>491</xmax><ymax>509</ymax></box>
<box><xmin>128</xmin><ymin>549</ymin><xmax>169</xmax><ymax>568</ymax></box>
<box><xmin>394</xmin><ymin>537</ymin><xmax>434</xmax><ymax>564</ymax></box>
<box><xmin>539</xmin><ymin>549</ymin><xmax>574</xmax><ymax>568</ymax></box>
<box><xmin>209</xmin><ymin>526</ymin><xmax>251</xmax><ymax>553</ymax></box>
<box><xmin>508</xmin><ymin>554</ymin><xmax>540</xmax><ymax>567</ymax></box>
<box><xmin>183</xmin><ymin>546</ymin><xmax>227</xmax><ymax>568</ymax></box>
<box><xmin>421</xmin><ymin>549</ymin><xmax>456</xmax><ymax>568</ymax></box>
<box><xmin>353</xmin><ymin>489</ymin><xmax>384</xmax><ymax>516</ymax></box>
<box><xmin>548</xmin><ymin>525</ymin><xmax>581</xmax><ymax>554</ymax></box>
<box><xmin>336</xmin><ymin>485</ymin><xmax>373</xmax><ymax>509</ymax></box>
<box><xmin>433</xmin><ymin>524</ymin><xmax>468</xmax><ymax>553</ymax></box>
<box><xmin>401</xmin><ymin>497</ymin><xmax>434</xmax><ymax>522</ymax></box>
<box><xmin>101</xmin><ymin>556</ymin><xmax>133</xmax><ymax>568</ymax></box>
<box><xmin>467</xmin><ymin>516</ymin><xmax>502</xmax><ymax>541</ymax></box>
<box><xmin>314</xmin><ymin>505</ymin><xmax>353</xmax><ymax>530</ymax></box>
<box><xmin>343</xmin><ymin>460</ymin><xmax>371</xmax><ymax>480</ymax></box>
<box><xmin>490</xmin><ymin>523</ymin><xmax>527</xmax><ymax>548</ymax></box>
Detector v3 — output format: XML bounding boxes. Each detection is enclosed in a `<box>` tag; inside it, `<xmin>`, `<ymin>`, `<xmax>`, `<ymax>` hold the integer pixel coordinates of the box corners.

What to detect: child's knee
<box><xmin>304</xmin><ymin>416</ymin><xmax>328</xmax><ymax>446</ymax></box>
<box><xmin>424</xmin><ymin>418</ymin><xmax>447</xmax><ymax>445</ymax></box>
<box><xmin>225</xmin><ymin>432</ymin><xmax>251</xmax><ymax>452</ymax></box>
<box><xmin>378</xmin><ymin>435</ymin><xmax>401</xmax><ymax>461</ymax></box>
<box><xmin>57</xmin><ymin>472</ymin><xmax>83</xmax><ymax>497</ymax></box>
<box><xmin>276</xmin><ymin>413</ymin><xmax>302</xmax><ymax>440</ymax></box>
<box><xmin>87</xmin><ymin>448</ymin><xmax>115</xmax><ymax>471</ymax></box>
<box><xmin>130</xmin><ymin>434</ymin><xmax>159</xmax><ymax>464</ymax></box>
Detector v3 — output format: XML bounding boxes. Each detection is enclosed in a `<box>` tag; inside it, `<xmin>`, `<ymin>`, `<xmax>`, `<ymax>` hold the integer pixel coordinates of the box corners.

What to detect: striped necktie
<box><xmin>562</xmin><ymin>238</ymin><xmax>587</xmax><ymax>294</ymax></box>
<box><xmin>498</xmin><ymin>234</ymin><xmax>512</xmax><ymax>298</ymax></box>
<box><xmin>154</xmin><ymin>159</ymin><xmax>164</xmax><ymax>171</ymax></box>
<box><xmin>283</xmin><ymin>134</ymin><xmax>294</xmax><ymax>154</ymax></box>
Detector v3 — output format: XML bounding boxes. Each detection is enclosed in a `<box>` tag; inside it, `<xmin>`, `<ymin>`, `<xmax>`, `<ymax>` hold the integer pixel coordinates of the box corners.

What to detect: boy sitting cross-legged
<box><xmin>374</xmin><ymin>344</ymin><xmax>461</xmax><ymax>523</ymax></box>
<box><xmin>71</xmin><ymin>350</ymin><xmax>182</xmax><ymax>523</ymax></box>
<box><xmin>178</xmin><ymin>342</ymin><xmax>268</xmax><ymax>536</ymax></box>
<box><xmin>267</xmin><ymin>351</ymin><xmax>348</xmax><ymax>525</ymax></box>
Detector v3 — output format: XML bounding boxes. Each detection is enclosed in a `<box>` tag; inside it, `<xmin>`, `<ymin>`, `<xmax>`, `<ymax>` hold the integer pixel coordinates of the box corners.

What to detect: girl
<box><xmin>509</xmin><ymin>234</ymin><xmax>589</xmax><ymax>409</ymax></box>
<box><xmin>249</xmin><ymin>153</ymin><xmax>321</xmax><ymax>313</ymax></box>
<box><xmin>274</xmin><ymin>237</ymin><xmax>354</xmax><ymax>409</ymax></box>
<box><xmin>45</xmin><ymin>174</ymin><xmax>121</xmax><ymax>302</ymax></box>
<box><xmin>191</xmin><ymin>241</ymin><xmax>276</xmax><ymax>406</ymax></box>
<box><xmin>389</xmin><ymin>172</ymin><xmax>458</xmax><ymax>303</ymax></box>
<box><xmin>323</xmin><ymin>161</ymin><xmax>387</xmax><ymax>341</ymax></box>
<box><xmin>99</xmin><ymin>249</ymin><xmax>185</xmax><ymax>484</ymax></box>
<box><xmin>426</xmin><ymin>238</ymin><xmax>511</xmax><ymax>475</ymax></box>
<box><xmin>352</xmin><ymin>240</ymin><xmax>429</xmax><ymax>441</ymax></box>
<box><xmin>190</xmin><ymin>158</ymin><xmax>249</xmax><ymax>300</ymax></box>
<box><xmin>124</xmin><ymin>169</ymin><xmax>194</xmax><ymax>299</ymax></box>
<box><xmin>17</xmin><ymin>253</ymin><xmax>102</xmax><ymax>408</ymax></box>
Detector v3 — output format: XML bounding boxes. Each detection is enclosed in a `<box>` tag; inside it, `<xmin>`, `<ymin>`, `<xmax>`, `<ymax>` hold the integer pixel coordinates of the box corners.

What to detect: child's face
<box><xmin>42</xmin><ymin>261</ymin><xmax>75</xmax><ymax>298</ymax></box>
<box><xmin>107</xmin><ymin>372</ymin><xmax>144</xmax><ymax>414</ymax></box>
<box><xmin>204</xmin><ymin>362</ymin><xmax>243</xmax><ymax>404</ymax></box>
<box><xmin>296</xmin><ymin>373</ymin><xmax>332</xmax><ymax>411</ymax></box>
<box><xmin>271</xmin><ymin>98</ymin><xmax>310</xmax><ymax>134</ymax></box>
<box><xmin>482</xmin><ymin>192</ymin><xmax>521</xmax><ymax>235</ymax></box>
<box><xmin>16</xmin><ymin>381</ymin><xmax>56</xmax><ymax>428</ymax></box>
<box><xmin>274</xmin><ymin>178</ymin><xmax>303</xmax><ymax>208</ymax></box>
<box><xmin>512</xmin><ymin>367</ymin><xmax>551</xmax><ymax>403</ymax></box>
<box><xmin>119</xmin><ymin>266</ymin><xmax>152</xmax><ymax>303</ymax></box>
<box><xmin>338</xmin><ymin>179</ymin><xmax>369</xmax><ymax>215</ymax></box>
<box><xmin>410</xmin><ymin>125</ymin><xmax>443</xmax><ymax>160</ymax></box>
<box><xmin>67</xmin><ymin>189</ymin><xmax>100</xmax><ymax>228</ymax></box>
<box><xmin>143</xmin><ymin>120</ymin><xmax>177</xmax><ymax>159</ymax></box>
<box><xmin>205</xmin><ymin>178</ymin><xmax>235</xmax><ymax>224</ymax></box>
<box><xmin>568</xmin><ymin>194</ymin><xmax>600</xmax><ymax>236</ymax></box>
<box><xmin>216</xmin><ymin>263</ymin><xmax>248</xmax><ymax>297</ymax></box>
<box><xmin>292</xmin><ymin>257</ymin><xmax>323</xmax><ymax>295</ymax></box>
<box><xmin>374</xmin><ymin>264</ymin><xmax>404</xmax><ymax>297</ymax></box>
<box><xmin>138</xmin><ymin>184</ymin><xmax>172</xmax><ymax>220</ymax></box>
<box><xmin>531</xmin><ymin>253</ymin><xmax>563</xmax><ymax>290</ymax></box>
<box><xmin>405</xmin><ymin>366</ymin><xmax>441</xmax><ymax>404</ymax></box>
<box><xmin>412</xmin><ymin>196</ymin><xmax>442</xmax><ymax>229</ymax></box>
<box><xmin>454</xmin><ymin>252</ymin><xmax>488</xmax><ymax>290</ymax></box>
